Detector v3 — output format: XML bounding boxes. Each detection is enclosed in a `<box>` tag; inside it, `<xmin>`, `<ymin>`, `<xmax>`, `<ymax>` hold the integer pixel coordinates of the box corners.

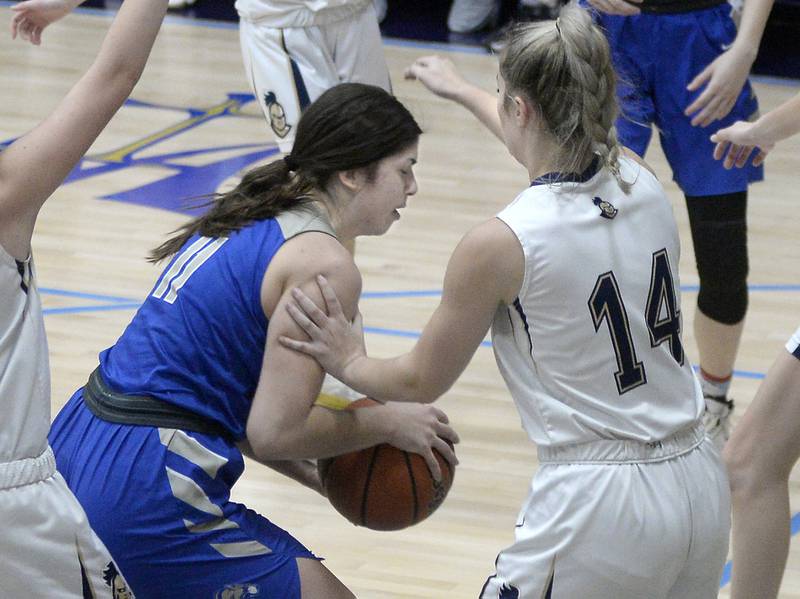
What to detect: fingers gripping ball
<box><xmin>318</xmin><ymin>398</ymin><xmax>455</xmax><ymax>531</ymax></box>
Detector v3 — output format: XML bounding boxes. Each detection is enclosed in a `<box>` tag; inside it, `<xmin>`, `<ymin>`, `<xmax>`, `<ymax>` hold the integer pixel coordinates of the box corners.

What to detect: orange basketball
<box><xmin>318</xmin><ymin>398</ymin><xmax>455</xmax><ymax>531</ymax></box>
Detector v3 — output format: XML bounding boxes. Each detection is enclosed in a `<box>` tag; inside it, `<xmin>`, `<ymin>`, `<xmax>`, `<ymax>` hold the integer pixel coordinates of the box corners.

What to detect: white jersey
<box><xmin>492</xmin><ymin>156</ymin><xmax>704</xmax><ymax>448</ymax></box>
<box><xmin>236</xmin><ymin>0</ymin><xmax>371</xmax><ymax>27</ymax></box>
<box><xmin>0</xmin><ymin>243</ymin><xmax>131</xmax><ymax>597</ymax></box>
<box><xmin>0</xmin><ymin>243</ymin><xmax>50</xmax><ymax>462</ymax></box>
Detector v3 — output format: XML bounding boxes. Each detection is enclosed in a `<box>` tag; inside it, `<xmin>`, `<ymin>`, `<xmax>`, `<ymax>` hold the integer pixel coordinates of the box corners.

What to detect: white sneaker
<box><xmin>447</xmin><ymin>0</ymin><xmax>499</xmax><ymax>33</ymax></box>
<box><xmin>703</xmin><ymin>395</ymin><xmax>734</xmax><ymax>451</ymax></box>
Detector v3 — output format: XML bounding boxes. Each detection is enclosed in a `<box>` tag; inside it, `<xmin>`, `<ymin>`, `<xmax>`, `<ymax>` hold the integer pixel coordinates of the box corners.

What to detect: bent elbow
<box><xmin>246</xmin><ymin>426</ymin><xmax>295</xmax><ymax>462</ymax></box>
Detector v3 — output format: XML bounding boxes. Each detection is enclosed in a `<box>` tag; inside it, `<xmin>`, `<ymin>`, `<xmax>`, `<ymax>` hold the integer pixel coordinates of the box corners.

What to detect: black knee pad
<box><xmin>686</xmin><ymin>192</ymin><xmax>748</xmax><ymax>325</ymax></box>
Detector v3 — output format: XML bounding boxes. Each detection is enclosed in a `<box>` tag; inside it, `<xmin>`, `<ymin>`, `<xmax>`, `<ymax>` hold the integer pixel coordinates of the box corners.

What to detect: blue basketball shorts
<box><xmin>49</xmin><ymin>390</ymin><xmax>320</xmax><ymax>599</ymax></box>
<box><xmin>594</xmin><ymin>4</ymin><xmax>763</xmax><ymax>196</ymax></box>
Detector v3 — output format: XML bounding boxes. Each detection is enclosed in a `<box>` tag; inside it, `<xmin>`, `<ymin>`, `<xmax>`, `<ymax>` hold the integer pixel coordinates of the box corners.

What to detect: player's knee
<box><xmin>687</xmin><ymin>193</ymin><xmax>749</xmax><ymax>324</ymax></box>
<box><xmin>697</xmin><ymin>283</ymin><xmax>747</xmax><ymax>324</ymax></box>
<box><xmin>723</xmin><ymin>434</ymin><xmax>754</xmax><ymax>497</ymax></box>
<box><xmin>725</xmin><ymin>436</ymin><xmax>788</xmax><ymax>503</ymax></box>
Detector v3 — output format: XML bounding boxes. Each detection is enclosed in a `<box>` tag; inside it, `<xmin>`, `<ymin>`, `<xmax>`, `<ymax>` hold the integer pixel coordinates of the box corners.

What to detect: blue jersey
<box><xmin>100</xmin><ymin>207</ymin><xmax>335</xmax><ymax>440</ymax></box>
<box><xmin>50</xmin><ymin>207</ymin><xmax>336</xmax><ymax>598</ymax></box>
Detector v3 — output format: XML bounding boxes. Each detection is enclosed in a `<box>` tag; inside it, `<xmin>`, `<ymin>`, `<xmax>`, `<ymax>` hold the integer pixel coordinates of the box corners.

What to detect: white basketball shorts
<box><xmin>480</xmin><ymin>424</ymin><xmax>730</xmax><ymax>599</ymax></box>
<box><xmin>239</xmin><ymin>3</ymin><xmax>391</xmax><ymax>153</ymax></box>
<box><xmin>0</xmin><ymin>446</ymin><xmax>133</xmax><ymax>598</ymax></box>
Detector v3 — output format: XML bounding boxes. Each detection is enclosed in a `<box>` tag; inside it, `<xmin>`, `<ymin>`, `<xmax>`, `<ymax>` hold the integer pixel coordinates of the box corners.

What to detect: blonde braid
<box><xmin>559</xmin><ymin>3</ymin><xmax>631</xmax><ymax>193</ymax></box>
<box><xmin>499</xmin><ymin>3</ymin><xmax>631</xmax><ymax>193</ymax></box>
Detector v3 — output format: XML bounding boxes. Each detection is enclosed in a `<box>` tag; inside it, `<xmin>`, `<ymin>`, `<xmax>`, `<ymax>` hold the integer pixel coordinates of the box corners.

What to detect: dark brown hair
<box><xmin>150</xmin><ymin>83</ymin><xmax>422</xmax><ymax>262</ymax></box>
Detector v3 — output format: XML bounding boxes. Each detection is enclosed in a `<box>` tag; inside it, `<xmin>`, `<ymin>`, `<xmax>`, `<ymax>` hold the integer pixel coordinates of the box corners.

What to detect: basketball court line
<box><xmin>40</xmin><ymin>283</ymin><xmax>795</xmax><ymax>370</ymax></box>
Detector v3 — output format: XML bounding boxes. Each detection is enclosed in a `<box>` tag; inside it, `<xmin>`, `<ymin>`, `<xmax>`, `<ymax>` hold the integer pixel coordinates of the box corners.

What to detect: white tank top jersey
<box><xmin>492</xmin><ymin>156</ymin><xmax>704</xmax><ymax>448</ymax></box>
<box><xmin>235</xmin><ymin>0</ymin><xmax>371</xmax><ymax>27</ymax></box>
<box><xmin>0</xmin><ymin>245</ymin><xmax>50</xmax><ymax>462</ymax></box>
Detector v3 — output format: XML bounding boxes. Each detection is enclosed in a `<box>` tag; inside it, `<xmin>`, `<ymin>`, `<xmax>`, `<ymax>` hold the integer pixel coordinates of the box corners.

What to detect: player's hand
<box><xmin>382</xmin><ymin>402</ymin><xmax>459</xmax><ymax>482</ymax></box>
<box><xmin>280</xmin><ymin>275</ymin><xmax>366</xmax><ymax>384</ymax></box>
<box><xmin>585</xmin><ymin>0</ymin><xmax>642</xmax><ymax>16</ymax></box>
<box><xmin>404</xmin><ymin>55</ymin><xmax>469</xmax><ymax>101</ymax></box>
<box><xmin>710</xmin><ymin>119</ymin><xmax>772</xmax><ymax>168</ymax></box>
<box><xmin>685</xmin><ymin>46</ymin><xmax>754</xmax><ymax>128</ymax></box>
<box><xmin>10</xmin><ymin>0</ymin><xmax>81</xmax><ymax>45</ymax></box>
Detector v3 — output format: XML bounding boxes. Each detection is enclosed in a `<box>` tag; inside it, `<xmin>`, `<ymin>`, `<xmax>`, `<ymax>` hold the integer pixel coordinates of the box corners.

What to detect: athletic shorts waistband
<box><xmin>538</xmin><ymin>423</ymin><xmax>706</xmax><ymax>465</ymax></box>
<box><xmin>0</xmin><ymin>445</ymin><xmax>56</xmax><ymax>490</ymax></box>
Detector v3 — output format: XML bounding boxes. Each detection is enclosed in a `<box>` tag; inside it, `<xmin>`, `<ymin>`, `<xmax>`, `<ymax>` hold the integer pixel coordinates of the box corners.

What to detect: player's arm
<box><xmin>711</xmin><ymin>92</ymin><xmax>800</xmax><ymax>168</ymax></box>
<box><xmin>685</xmin><ymin>0</ymin><xmax>774</xmax><ymax>127</ymax></box>
<box><xmin>237</xmin><ymin>439</ymin><xmax>325</xmax><ymax>495</ymax></box>
<box><xmin>281</xmin><ymin>218</ymin><xmax>524</xmax><ymax>403</ymax></box>
<box><xmin>0</xmin><ymin>0</ymin><xmax>168</xmax><ymax>259</ymax></box>
<box><xmin>404</xmin><ymin>55</ymin><xmax>504</xmax><ymax>142</ymax></box>
<box><xmin>246</xmin><ymin>233</ymin><xmax>458</xmax><ymax>480</ymax></box>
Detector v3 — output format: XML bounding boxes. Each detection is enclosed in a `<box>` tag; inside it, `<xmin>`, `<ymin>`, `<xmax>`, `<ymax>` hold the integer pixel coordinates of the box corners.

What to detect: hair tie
<box><xmin>554</xmin><ymin>17</ymin><xmax>563</xmax><ymax>38</ymax></box>
<box><xmin>283</xmin><ymin>155</ymin><xmax>299</xmax><ymax>171</ymax></box>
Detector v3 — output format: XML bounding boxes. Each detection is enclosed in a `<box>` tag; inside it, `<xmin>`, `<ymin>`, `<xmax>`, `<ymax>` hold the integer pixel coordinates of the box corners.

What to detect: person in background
<box><xmin>584</xmin><ymin>0</ymin><xmax>774</xmax><ymax>449</ymax></box>
<box><xmin>235</xmin><ymin>0</ymin><xmax>390</xmax><ymax>154</ymax></box>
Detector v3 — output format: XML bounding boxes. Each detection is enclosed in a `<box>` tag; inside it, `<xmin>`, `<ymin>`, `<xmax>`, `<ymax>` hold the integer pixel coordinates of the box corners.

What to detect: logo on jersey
<box><xmin>499</xmin><ymin>583</ymin><xmax>520</xmax><ymax>598</ymax></box>
<box><xmin>103</xmin><ymin>561</ymin><xmax>133</xmax><ymax>599</ymax></box>
<box><xmin>264</xmin><ymin>92</ymin><xmax>291</xmax><ymax>139</ymax></box>
<box><xmin>592</xmin><ymin>196</ymin><xmax>618</xmax><ymax>220</ymax></box>
<box><xmin>215</xmin><ymin>584</ymin><xmax>261</xmax><ymax>598</ymax></box>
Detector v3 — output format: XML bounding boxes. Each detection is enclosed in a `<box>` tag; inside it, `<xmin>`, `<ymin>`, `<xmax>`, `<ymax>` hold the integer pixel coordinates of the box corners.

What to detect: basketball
<box><xmin>318</xmin><ymin>398</ymin><xmax>455</xmax><ymax>531</ymax></box>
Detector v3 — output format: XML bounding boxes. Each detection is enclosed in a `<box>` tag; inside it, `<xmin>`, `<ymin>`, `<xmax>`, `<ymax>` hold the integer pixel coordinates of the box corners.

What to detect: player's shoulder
<box><xmin>279</xmin><ymin>230</ymin><xmax>360</xmax><ymax>287</ymax></box>
<box><xmin>460</xmin><ymin>217</ymin><xmax>521</xmax><ymax>255</ymax></box>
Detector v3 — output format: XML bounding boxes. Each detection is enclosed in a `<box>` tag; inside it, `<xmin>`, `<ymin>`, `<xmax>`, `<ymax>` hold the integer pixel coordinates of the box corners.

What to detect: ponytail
<box><xmin>150</xmin><ymin>83</ymin><xmax>421</xmax><ymax>262</ymax></box>
<box><xmin>149</xmin><ymin>157</ymin><xmax>312</xmax><ymax>263</ymax></box>
<box><xmin>500</xmin><ymin>3</ymin><xmax>631</xmax><ymax>192</ymax></box>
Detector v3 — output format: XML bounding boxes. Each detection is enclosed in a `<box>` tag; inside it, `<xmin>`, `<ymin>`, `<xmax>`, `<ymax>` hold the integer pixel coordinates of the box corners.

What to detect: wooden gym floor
<box><xmin>1</xmin><ymin>6</ymin><xmax>799</xmax><ymax>597</ymax></box>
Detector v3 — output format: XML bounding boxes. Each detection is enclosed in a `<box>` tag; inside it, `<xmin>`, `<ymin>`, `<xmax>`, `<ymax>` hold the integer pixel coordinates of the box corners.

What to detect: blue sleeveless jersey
<box><xmin>100</xmin><ymin>219</ymin><xmax>284</xmax><ymax>441</ymax></box>
<box><xmin>51</xmin><ymin>210</ymin><xmax>336</xmax><ymax>597</ymax></box>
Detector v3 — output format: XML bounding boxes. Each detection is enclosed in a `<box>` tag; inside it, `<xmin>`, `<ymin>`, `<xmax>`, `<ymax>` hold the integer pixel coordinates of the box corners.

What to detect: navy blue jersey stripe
<box><xmin>290</xmin><ymin>58</ymin><xmax>311</xmax><ymax>111</ymax></box>
<box><xmin>513</xmin><ymin>299</ymin><xmax>533</xmax><ymax>355</ymax></box>
<box><xmin>531</xmin><ymin>156</ymin><xmax>600</xmax><ymax>186</ymax></box>
<box><xmin>544</xmin><ymin>570</ymin><xmax>554</xmax><ymax>599</ymax></box>
<box><xmin>15</xmin><ymin>260</ymin><xmax>28</xmax><ymax>295</ymax></box>
<box><xmin>278</xmin><ymin>28</ymin><xmax>310</xmax><ymax>110</ymax></box>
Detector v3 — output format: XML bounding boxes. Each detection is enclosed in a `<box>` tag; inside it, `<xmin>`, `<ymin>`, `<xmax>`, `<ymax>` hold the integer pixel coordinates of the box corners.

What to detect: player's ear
<box><xmin>513</xmin><ymin>95</ymin><xmax>534</xmax><ymax>129</ymax></box>
<box><xmin>337</xmin><ymin>168</ymin><xmax>366</xmax><ymax>193</ymax></box>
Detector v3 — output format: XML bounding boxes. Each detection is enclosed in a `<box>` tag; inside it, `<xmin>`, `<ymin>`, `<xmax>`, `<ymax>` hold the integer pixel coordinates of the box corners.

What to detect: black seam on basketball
<box><xmin>361</xmin><ymin>445</ymin><xmax>380</xmax><ymax>526</ymax></box>
<box><xmin>403</xmin><ymin>451</ymin><xmax>419</xmax><ymax>523</ymax></box>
